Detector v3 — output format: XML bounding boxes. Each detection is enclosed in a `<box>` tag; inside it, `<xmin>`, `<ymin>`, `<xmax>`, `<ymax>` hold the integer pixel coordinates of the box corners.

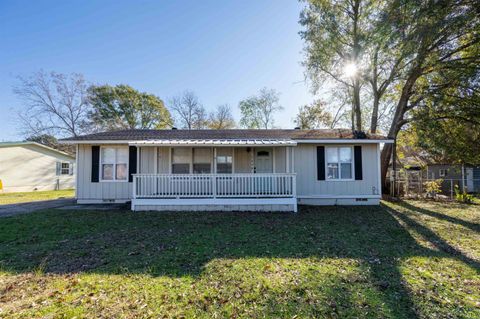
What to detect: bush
<box><xmin>454</xmin><ymin>185</ymin><xmax>474</xmax><ymax>204</ymax></box>
<box><xmin>424</xmin><ymin>179</ymin><xmax>443</xmax><ymax>198</ymax></box>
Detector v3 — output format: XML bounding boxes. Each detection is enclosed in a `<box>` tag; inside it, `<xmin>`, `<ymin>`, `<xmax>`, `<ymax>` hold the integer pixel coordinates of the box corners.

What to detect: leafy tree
<box><xmin>300</xmin><ymin>0</ymin><xmax>480</xmax><ymax>189</ymax></box>
<box><xmin>25</xmin><ymin>134</ymin><xmax>75</xmax><ymax>154</ymax></box>
<box><xmin>88</xmin><ymin>85</ymin><xmax>172</xmax><ymax>130</ymax></box>
<box><xmin>294</xmin><ymin>100</ymin><xmax>333</xmax><ymax>129</ymax></box>
<box><xmin>239</xmin><ymin>88</ymin><xmax>283</xmax><ymax>129</ymax></box>
<box><xmin>25</xmin><ymin>134</ymin><xmax>59</xmax><ymax>149</ymax></box>
<box><xmin>169</xmin><ymin>91</ymin><xmax>207</xmax><ymax>129</ymax></box>
<box><xmin>14</xmin><ymin>71</ymin><xmax>91</xmax><ymax>137</ymax></box>
<box><xmin>208</xmin><ymin>104</ymin><xmax>236</xmax><ymax>129</ymax></box>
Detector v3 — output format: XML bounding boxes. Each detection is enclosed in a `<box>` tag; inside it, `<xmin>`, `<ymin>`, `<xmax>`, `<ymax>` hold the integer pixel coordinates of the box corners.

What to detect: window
<box><xmin>193</xmin><ymin>148</ymin><xmax>211</xmax><ymax>174</ymax></box>
<box><xmin>439</xmin><ymin>169</ymin><xmax>448</xmax><ymax>177</ymax></box>
<box><xmin>61</xmin><ymin>162</ymin><xmax>70</xmax><ymax>175</ymax></box>
<box><xmin>56</xmin><ymin>162</ymin><xmax>73</xmax><ymax>176</ymax></box>
<box><xmin>172</xmin><ymin>148</ymin><xmax>191</xmax><ymax>174</ymax></box>
<box><xmin>216</xmin><ymin>148</ymin><xmax>233</xmax><ymax>174</ymax></box>
<box><xmin>101</xmin><ymin>147</ymin><xmax>128</xmax><ymax>181</ymax></box>
<box><xmin>326</xmin><ymin>147</ymin><xmax>353</xmax><ymax>180</ymax></box>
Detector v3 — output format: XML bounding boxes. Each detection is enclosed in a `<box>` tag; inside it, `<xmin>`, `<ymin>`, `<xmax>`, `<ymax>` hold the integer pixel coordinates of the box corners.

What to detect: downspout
<box><xmin>461</xmin><ymin>163</ymin><xmax>465</xmax><ymax>192</ymax></box>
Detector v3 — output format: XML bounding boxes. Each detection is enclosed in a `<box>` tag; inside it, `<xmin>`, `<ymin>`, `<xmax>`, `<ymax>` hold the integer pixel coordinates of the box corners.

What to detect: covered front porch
<box><xmin>130</xmin><ymin>139</ymin><xmax>297</xmax><ymax>212</ymax></box>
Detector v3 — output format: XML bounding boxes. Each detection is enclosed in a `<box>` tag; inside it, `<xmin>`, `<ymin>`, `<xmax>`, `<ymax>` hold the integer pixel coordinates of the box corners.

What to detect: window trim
<box><xmin>60</xmin><ymin>162</ymin><xmax>71</xmax><ymax>175</ymax></box>
<box><xmin>325</xmin><ymin>146</ymin><xmax>355</xmax><ymax>182</ymax></box>
<box><xmin>171</xmin><ymin>147</ymin><xmax>216</xmax><ymax>174</ymax></box>
<box><xmin>99</xmin><ymin>146</ymin><xmax>129</xmax><ymax>182</ymax></box>
<box><xmin>216</xmin><ymin>148</ymin><xmax>234</xmax><ymax>174</ymax></box>
<box><xmin>439</xmin><ymin>169</ymin><xmax>448</xmax><ymax>177</ymax></box>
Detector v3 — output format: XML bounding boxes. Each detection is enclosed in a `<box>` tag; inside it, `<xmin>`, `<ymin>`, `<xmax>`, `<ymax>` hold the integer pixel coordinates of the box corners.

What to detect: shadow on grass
<box><xmin>1</xmin><ymin>203</ymin><xmax>478</xmax><ymax>317</ymax></box>
<box><xmin>395</xmin><ymin>201</ymin><xmax>480</xmax><ymax>233</ymax></box>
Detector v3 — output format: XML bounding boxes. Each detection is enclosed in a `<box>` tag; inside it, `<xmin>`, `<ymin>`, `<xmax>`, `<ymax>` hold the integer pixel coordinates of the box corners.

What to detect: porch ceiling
<box><xmin>129</xmin><ymin>139</ymin><xmax>297</xmax><ymax>147</ymax></box>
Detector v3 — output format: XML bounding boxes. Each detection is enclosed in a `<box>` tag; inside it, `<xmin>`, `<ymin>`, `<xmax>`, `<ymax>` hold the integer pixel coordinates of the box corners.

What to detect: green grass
<box><xmin>0</xmin><ymin>189</ymin><xmax>74</xmax><ymax>205</ymax></box>
<box><xmin>0</xmin><ymin>201</ymin><xmax>478</xmax><ymax>318</ymax></box>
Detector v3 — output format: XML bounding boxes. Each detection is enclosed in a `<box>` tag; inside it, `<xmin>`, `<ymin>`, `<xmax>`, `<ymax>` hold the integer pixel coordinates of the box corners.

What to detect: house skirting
<box><xmin>297</xmin><ymin>196</ymin><xmax>380</xmax><ymax>206</ymax></box>
<box><xmin>131</xmin><ymin>198</ymin><xmax>297</xmax><ymax>212</ymax></box>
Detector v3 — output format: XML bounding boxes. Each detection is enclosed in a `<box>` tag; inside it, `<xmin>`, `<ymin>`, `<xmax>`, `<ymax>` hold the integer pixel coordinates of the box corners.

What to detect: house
<box><xmin>0</xmin><ymin>142</ymin><xmax>75</xmax><ymax>193</ymax></box>
<box><xmin>60</xmin><ymin>129</ymin><xmax>393</xmax><ymax>212</ymax></box>
<box><xmin>426</xmin><ymin>164</ymin><xmax>480</xmax><ymax>193</ymax></box>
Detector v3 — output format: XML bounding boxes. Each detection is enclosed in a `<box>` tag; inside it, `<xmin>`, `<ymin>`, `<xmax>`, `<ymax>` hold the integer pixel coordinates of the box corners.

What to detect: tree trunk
<box><xmin>353</xmin><ymin>80</ymin><xmax>362</xmax><ymax>131</ymax></box>
<box><xmin>370</xmin><ymin>94</ymin><xmax>379</xmax><ymax>134</ymax></box>
<box><xmin>380</xmin><ymin>73</ymin><xmax>420</xmax><ymax>192</ymax></box>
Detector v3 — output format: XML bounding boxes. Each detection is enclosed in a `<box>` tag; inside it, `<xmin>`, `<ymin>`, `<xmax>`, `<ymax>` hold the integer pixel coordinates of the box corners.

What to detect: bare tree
<box><xmin>208</xmin><ymin>104</ymin><xmax>236</xmax><ymax>129</ymax></box>
<box><xmin>169</xmin><ymin>91</ymin><xmax>207</xmax><ymax>129</ymax></box>
<box><xmin>14</xmin><ymin>71</ymin><xmax>91</xmax><ymax>137</ymax></box>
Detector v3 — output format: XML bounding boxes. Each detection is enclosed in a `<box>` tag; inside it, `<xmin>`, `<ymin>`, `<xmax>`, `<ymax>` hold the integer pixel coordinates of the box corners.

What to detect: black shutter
<box><xmin>128</xmin><ymin>146</ymin><xmax>137</xmax><ymax>182</ymax></box>
<box><xmin>91</xmin><ymin>146</ymin><xmax>100</xmax><ymax>183</ymax></box>
<box><xmin>354</xmin><ymin>145</ymin><xmax>363</xmax><ymax>180</ymax></box>
<box><xmin>317</xmin><ymin>146</ymin><xmax>325</xmax><ymax>180</ymax></box>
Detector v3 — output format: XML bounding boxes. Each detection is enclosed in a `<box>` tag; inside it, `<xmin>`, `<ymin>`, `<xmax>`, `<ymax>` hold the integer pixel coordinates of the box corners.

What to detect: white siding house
<box><xmin>61</xmin><ymin>129</ymin><xmax>393</xmax><ymax>212</ymax></box>
<box><xmin>0</xmin><ymin>142</ymin><xmax>75</xmax><ymax>193</ymax></box>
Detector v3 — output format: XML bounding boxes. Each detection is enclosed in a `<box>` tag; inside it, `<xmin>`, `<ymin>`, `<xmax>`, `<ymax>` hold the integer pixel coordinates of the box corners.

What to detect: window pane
<box><xmin>339</xmin><ymin>147</ymin><xmax>352</xmax><ymax>163</ymax></box>
<box><xmin>326</xmin><ymin>147</ymin><xmax>338</xmax><ymax>162</ymax></box>
<box><xmin>61</xmin><ymin>163</ymin><xmax>70</xmax><ymax>175</ymax></box>
<box><xmin>117</xmin><ymin>148</ymin><xmax>129</xmax><ymax>163</ymax></box>
<box><xmin>101</xmin><ymin>148</ymin><xmax>115</xmax><ymax>163</ymax></box>
<box><xmin>217</xmin><ymin>163</ymin><xmax>232</xmax><ymax>174</ymax></box>
<box><xmin>327</xmin><ymin>163</ymin><xmax>339</xmax><ymax>179</ymax></box>
<box><xmin>172</xmin><ymin>148</ymin><xmax>191</xmax><ymax>163</ymax></box>
<box><xmin>172</xmin><ymin>163</ymin><xmax>190</xmax><ymax>174</ymax></box>
<box><xmin>193</xmin><ymin>148</ymin><xmax>211</xmax><ymax>163</ymax></box>
<box><xmin>193</xmin><ymin>163</ymin><xmax>211</xmax><ymax>174</ymax></box>
<box><xmin>116</xmin><ymin>163</ymin><xmax>128</xmax><ymax>180</ymax></box>
<box><xmin>341</xmin><ymin>163</ymin><xmax>352</xmax><ymax>179</ymax></box>
<box><xmin>102</xmin><ymin>164</ymin><xmax>114</xmax><ymax>180</ymax></box>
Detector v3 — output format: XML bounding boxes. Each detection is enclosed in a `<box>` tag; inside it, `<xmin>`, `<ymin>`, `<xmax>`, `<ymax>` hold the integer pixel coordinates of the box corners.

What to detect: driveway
<box><xmin>0</xmin><ymin>198</ymin><xmax>76</xmax><ymax>217</ymax></box>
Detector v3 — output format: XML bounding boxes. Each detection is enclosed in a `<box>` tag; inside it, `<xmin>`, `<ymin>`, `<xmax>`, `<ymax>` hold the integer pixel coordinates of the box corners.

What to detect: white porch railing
<box><xmin>133</xmin><ymin>173</ymin><xmax>296</xmax><ymax>199</ymax></box>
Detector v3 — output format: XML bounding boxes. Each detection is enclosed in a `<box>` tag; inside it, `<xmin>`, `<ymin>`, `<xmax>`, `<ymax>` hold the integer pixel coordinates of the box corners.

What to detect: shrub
<box><xmin>424</xmin><ymin>179</ymin><xmax>443</xmax><ymax>198</ymax></box>
<box><xmin>454</xmin><ymin>185</ymin><xmax>474</xmax><ymax>204</ymax></box>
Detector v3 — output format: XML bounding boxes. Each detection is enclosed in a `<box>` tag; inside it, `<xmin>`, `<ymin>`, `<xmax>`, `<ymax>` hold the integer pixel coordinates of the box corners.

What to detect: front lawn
<box><xmin>0</xmin><ymin>201</ymin><xmax>478</xmax><ymax>318</ymax></box>
<box><xmin>0</xmin><ymin>189</ymin><xmax>74</xmax><ymax>205</ymax></box>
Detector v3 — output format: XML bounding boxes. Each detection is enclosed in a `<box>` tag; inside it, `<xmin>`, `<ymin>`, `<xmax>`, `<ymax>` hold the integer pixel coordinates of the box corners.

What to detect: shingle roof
<box><xmin>60</xmin><ymin>129</ymin><xmax>389</xmax><ymax>142</ymax></box>
<box><xmin>0</xmin><ymin>141</ymin><xmax>75</xmax><ymax>158</ymax></box>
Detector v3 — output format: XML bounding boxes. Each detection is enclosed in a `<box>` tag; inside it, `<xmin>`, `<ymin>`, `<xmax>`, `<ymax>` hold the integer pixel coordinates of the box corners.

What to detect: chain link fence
<box><xmin>389</xmin><ymin>170</ymin><xmax>480</xmax><ymax>200</ymax></box>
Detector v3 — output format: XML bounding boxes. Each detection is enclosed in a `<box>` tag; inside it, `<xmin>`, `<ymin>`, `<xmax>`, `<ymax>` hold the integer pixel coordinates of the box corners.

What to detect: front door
<box><xmin>255</xmin><ymin>148</ymin><xmax>273</xmax><ymax>173</ymax></box>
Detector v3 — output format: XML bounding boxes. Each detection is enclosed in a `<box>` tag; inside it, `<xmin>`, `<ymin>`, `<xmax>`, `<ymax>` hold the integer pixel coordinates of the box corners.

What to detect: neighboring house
<box><xmin>0</xmin><ymin>142</ymin><xmax>75</xmax><ymax>193</ymax></box>
<box><xmin>61</xmin><ymin>129</ymin><xmax>393</xmax><ymax>212</ymax></box>
<box><xmin>426</xmin><ymin>164</ymin><xmax>480</xmax><ymax>193</ymax></box>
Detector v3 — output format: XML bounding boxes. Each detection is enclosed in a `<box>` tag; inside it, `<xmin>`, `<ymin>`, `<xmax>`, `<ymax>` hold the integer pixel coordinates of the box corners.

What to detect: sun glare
<box><xmin>343</xmin><ymin>62</ymin><xmax>358</xmax><ymax>78</ymax></box>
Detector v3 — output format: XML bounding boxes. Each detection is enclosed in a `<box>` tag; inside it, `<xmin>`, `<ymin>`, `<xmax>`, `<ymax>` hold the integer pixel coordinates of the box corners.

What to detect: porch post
<box><xmin>291</xmin><ymin>147</ymin><xmax>295</xmax><ymax>173</ymax></box>
<box><xmin>251</xmin><ymin>147</ymin><xmax>255</xmax><ymax>173</ymax></box>
<box><xmin>272</xmin><ymin>148</ymin><xmax>276</xmax><ymax>173</ymax></box>
<box><xmin>137</xmin><ymin>146</ymin><xmax>140</xmax><ymax>173</ymax></box>
<box><xmin>154</xmin><ymin>147</ymin><xmax>158</xmax><ymax>174</ymax></box>
<box><xmin>286</xmin><ymin>147</ymin><xmax>290</xmax><ymax>173</ymax></box>
<box><xmin>213</xmin><ymin>147</ymin><xmax>217</xmax><ymax>198</ymax></box>
<box><xmin>154</xmin><ymin>147</ymin><xmax>158</xmax><ymax>195</ymax></box>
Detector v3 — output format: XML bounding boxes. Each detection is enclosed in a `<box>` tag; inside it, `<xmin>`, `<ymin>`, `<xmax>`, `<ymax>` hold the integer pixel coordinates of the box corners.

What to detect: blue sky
<box><xmin>0</xmin><ymin>0</ymin><xmax>313</xmax><ymax>140</ymax></box>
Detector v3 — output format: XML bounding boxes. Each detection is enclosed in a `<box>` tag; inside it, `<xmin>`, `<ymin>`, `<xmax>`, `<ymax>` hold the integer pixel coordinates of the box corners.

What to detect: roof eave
<box><xmin>60</xmin><ymin>138</ymin><xmax>392</xmax><ymax>145</ymax></box>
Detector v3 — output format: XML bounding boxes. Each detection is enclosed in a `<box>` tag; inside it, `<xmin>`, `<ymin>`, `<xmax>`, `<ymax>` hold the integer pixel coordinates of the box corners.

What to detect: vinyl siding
<box><xmin>0</xmin><ymin>144</ymin><xmax>75</xmax><ymax>192</ymax></box>
<box><xmin>76</xmin><ymin>143</ymin><xmax>382</xmax><ymax>201</ymax></box>
<box><xmin>77</xmin><ymin>144</ymin><xmax>132</xmax><ymax>200</ymax></box>
<box><xmin>294</xmin><ymin>143</ymin><xmax>381</xmax><ymax>197</ymax></box>
<box><xmin>234</xmin><ymin>148</ymin><xmax>251</xmax><ymax>173</ymax></box>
